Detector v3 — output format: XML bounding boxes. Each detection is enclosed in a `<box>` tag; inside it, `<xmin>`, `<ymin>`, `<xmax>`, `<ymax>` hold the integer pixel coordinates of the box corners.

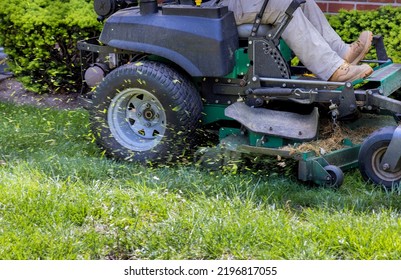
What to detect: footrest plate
<box><xmin>225</xmin><ymin>102</ymin><xmax>319</xmax><ymax>141</ymax></box>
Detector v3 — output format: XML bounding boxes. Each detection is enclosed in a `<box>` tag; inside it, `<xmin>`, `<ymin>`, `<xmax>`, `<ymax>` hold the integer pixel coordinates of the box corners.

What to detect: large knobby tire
<box><xmin>358</xmin><ymin>126</ymin><xmax>401</xmax><ymax>189</ymax></box>
<box><xmin>90</xmin><ymin>61</ymin><xmax>202</xmax><ymax>163</ymax></box>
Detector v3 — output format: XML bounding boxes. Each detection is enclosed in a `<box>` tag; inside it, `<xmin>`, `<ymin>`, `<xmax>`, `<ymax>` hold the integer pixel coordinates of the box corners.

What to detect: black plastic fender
<box><xmin>99</xmin><ymin>5</ymin><xmax>239</xmax><ymax>77</ymax></box>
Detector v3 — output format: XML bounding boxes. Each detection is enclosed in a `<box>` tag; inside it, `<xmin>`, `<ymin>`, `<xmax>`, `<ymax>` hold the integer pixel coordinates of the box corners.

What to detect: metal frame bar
<box><xmin>380</xmin><ymin>125</ymin><xmax>401</xmax><ymax>172</ymax></box>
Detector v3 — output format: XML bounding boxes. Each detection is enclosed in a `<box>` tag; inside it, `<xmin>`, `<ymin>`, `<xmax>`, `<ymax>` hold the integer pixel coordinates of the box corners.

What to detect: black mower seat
<box><xmin>237</xmin><ymin>24</ymin><xmax>274</xmax><ymax>39</ymax></box>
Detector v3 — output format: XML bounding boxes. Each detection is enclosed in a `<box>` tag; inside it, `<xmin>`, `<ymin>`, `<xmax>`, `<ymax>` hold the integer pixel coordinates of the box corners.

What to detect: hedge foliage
<box><xmin>0</xmin><ymin>0</ymin><xmax>102</xmax><ymax>94</ymax></box>
<box><xmin>328</xmin><ymin>6</ymin><xmax>401</xmax><ymax>63</ymax></box>
<box><xmin>1</xmin><ymin>4</ymin><xmax>401</xmax><ymax>94</ymax></box>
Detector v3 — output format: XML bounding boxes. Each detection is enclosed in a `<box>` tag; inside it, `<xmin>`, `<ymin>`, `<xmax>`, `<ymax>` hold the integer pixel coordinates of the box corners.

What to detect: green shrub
<box><xmin>0</xmin><ymin>0</ymin><xmax>102</xmax><ymax>94</ymax></box>
<box><xmin>328</xmin><ymin>6</ymin><xmax>401</xmax><ymax>63</ymax></box>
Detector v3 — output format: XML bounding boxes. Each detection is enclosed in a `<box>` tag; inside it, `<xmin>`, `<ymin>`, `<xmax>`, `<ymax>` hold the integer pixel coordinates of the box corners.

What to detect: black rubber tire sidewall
<box><xmin>358</xmin><ymin>126</ymin><xmax>400</xmax><ymax>189</ymax></box>
<box><xmin>90</xmin><ymin>61</ymin><xmax>202</xmax><ymax>163</ymax></box>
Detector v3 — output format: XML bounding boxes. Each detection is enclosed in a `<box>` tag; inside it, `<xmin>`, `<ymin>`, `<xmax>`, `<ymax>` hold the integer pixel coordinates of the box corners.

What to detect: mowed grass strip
<box><xmin>0</xmin><ymin>102</ymin><xmax>401</xmax><ymax>259</ymax></box>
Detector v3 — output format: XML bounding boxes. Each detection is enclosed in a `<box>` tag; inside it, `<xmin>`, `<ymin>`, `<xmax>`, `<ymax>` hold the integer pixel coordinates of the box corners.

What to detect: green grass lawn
<box><xmin>0</xmin><ymin>101</ymin><xmax>401</xmax><ymax>260</ymax></box>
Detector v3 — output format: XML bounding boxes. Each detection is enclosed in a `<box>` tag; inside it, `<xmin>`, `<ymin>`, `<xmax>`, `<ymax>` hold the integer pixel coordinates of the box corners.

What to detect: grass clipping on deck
<box><xmin>283</xmin><ymin>116</ymin><xmax>383</xmax><ymax>156</ymax></box>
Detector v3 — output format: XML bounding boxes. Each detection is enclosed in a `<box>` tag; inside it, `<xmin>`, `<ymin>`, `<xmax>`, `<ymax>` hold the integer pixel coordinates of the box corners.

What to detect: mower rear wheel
<box><xmin>324</xmin><ymin>165</ymin><xmax>344</xmax><ymax>189</ymax></box>
<box><xmin>90</xmin><ymin>61</ymin><xmax>202</xmax><ymax>163</ymax></box>
<box><xmin>358</xmin><ymin>126</ymin><xmax>401</xmax><ymax>189</ymax></box>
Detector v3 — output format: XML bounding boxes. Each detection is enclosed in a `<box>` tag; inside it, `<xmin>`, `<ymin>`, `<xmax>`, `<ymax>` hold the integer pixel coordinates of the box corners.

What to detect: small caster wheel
<box><xmin>324</xmin><ymin>165</ymin><xmax>344</xmax><ymax>189</ymax></box>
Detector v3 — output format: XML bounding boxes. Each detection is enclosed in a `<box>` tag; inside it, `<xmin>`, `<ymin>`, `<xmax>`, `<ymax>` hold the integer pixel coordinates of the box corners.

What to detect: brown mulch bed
<box><xmin>0</xmin><ymin>75</ymin><xmax>81</xmax><ymax>110</ymax></box>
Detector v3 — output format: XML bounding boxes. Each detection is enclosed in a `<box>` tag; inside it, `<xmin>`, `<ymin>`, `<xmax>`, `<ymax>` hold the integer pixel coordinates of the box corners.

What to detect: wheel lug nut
<box><xmin>382</xmin><ymin>163</ymin><xmax>390</xmax><ymax>171</ymax></box>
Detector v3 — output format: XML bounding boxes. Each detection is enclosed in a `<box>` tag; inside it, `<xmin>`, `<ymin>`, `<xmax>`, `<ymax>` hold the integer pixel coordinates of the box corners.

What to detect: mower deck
<box><xmin>200</xmin><ymin>113</ymin><xmax>398</xmax><ymax>187</ymax></box>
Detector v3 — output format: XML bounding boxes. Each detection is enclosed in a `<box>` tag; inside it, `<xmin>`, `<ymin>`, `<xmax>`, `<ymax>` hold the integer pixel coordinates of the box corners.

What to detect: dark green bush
<box><xmin>0</xmin><ymin>0</ymin><xmax>102</xmax><ymax>94</ymax></box>
<box><xmin>328</xmin><ymin>6</ymin><xmax>401</xmax><ymax>63</ymax></box>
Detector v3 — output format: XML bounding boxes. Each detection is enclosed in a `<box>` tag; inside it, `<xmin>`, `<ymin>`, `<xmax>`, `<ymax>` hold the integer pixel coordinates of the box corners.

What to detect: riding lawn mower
<box><xmin>77</xmin><ymin>0</ymin><xmax>401</xmax><ymax>189</ymax></box>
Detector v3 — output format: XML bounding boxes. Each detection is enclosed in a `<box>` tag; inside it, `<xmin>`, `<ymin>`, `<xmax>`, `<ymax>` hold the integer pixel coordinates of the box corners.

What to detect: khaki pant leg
<box><xmin>301</xmin><ymin>0</ymin><xmax>348</xmax><ymax>58</ymax></box>
<box><xmin>219</xmin><ymin>0</ymin><xmax>344</xmax><ymax>80</ymax></box>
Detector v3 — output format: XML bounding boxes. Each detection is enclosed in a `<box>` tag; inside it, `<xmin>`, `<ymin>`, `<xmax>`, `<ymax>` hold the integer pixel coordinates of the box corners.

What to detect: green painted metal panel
<box><xmin>248</xmin><ymin>132</ymin><xmax>284</xmax><ymax>148</ymax></box>
<box><xmin>279</xmin><ymin>40</ymin><xmax>292</xmax><ymax>62</ymax></box>
<box><xmin>366</xmin><ymin>63</ymin><xmax>401</xmax><ymax>96</ymax></box>
<box><xmin>219</xmin><ymin>127</ymin><xmax>241</xmax><ymax>140</ymax></box>
<box><xmin>225</xmin><ymin>48</ymin><xmax>250</xmax><ymax>79</ymax></box>
<box><xmin>298</xmin><ymin>145</ymin><xmax>361</xmax><ymax>183</ymax></box>
<box><xmin>202</xmin><ymin>104</ymin><xmax>232</xmax><ymax>125</ymax></box>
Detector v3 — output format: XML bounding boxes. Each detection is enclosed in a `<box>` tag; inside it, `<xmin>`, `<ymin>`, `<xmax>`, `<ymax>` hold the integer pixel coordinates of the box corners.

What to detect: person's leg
<box><xmin>219</xmin><ymin>0</ymin><xmax>372</xmax><ymax>81</ymax></box>
<box><xmin>301</xmin><ymin>0</ymin><xmax>348</xmax><ymax>58</ymax></box>
<box><xmin>301</xmin><ymin>0</ymin><xmax>372</xmax><ymax>65</ymax></box>
<box><xmin>280</xmin><ymin>8</ymin><xmax>372</xmax><ymax>81</ymax></box>
<box><xmin>281</xmin><ymin>8</ymin><xmax>344</xmax><ymax>80</ymax></box>
<box><xmin>219</xmin><ymin>0</ymin><xmax>342</xmax><ymax>79</ymax></box>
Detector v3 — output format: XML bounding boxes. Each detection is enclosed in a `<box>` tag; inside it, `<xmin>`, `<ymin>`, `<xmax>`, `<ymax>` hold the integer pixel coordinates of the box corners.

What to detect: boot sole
<box><xmin>349</xmin><ymin>67</ymin><xmax>373</xmax><ymax>82</ymax></box>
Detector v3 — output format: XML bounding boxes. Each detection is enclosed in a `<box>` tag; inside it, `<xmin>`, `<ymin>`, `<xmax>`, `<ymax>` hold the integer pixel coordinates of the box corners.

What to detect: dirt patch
<box><xmin>0</xmin><ymin>75</ymin><xmax>82</xmax><ymax>110</ymax></box>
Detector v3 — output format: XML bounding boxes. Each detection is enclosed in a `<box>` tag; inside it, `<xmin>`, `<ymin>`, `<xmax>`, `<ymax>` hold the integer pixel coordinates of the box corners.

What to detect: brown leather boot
<box><xmin>329</xmin><ymin>62</ymin><xmax>373</xmax><ymax>82</ymax></box>
<box><xmin>344</xmin><ymin>31</ymin><xmax>373</xmax><ymax>65</ymax></box>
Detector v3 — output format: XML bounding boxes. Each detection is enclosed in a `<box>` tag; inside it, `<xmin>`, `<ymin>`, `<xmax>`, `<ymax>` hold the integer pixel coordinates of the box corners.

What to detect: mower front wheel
<box><xmin>358</xmin><ymin>126</ymin><xmax>401</xmax><ymax>189</ymax></box>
